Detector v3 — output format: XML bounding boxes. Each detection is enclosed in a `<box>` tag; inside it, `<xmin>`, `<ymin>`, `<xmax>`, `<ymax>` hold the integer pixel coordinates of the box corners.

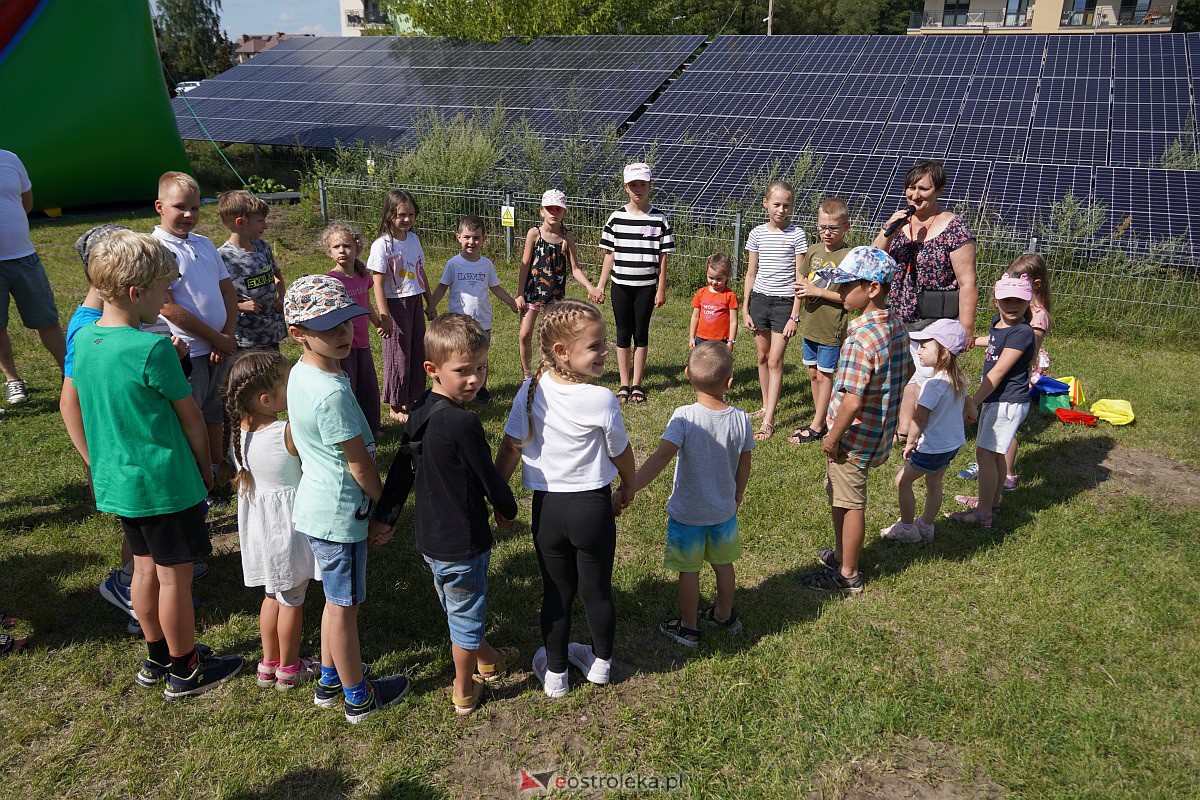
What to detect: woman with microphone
<box><xmin>873</xmin><ymin>159</ymin><xmax>978</xmax><ymax>446</ymax></box>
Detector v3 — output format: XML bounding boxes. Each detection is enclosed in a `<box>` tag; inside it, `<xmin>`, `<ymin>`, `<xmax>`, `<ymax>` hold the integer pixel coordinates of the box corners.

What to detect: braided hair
<box><xmin>223</xmin><ymin>349</ymin><xmax>289</xmax><ymax>496</ymax></box>
<box><xmin>522</xmin><ymin>299</ymin><xmax>604</xmax><ymax>445</ymax></box>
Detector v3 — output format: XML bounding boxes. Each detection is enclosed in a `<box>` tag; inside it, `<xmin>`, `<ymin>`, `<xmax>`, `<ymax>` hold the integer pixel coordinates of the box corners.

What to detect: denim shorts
<box><xmin>664</xmin><ymin>516</ymin><xmax>741</xmax><ymax>573</ymax></box>
<box><xmin>801</xmin><ymin>337</ymin><xmax>840</xmax><ymax>373</ymax></box>
<box><xmin>308</xmin><ymin>536</ymin><xmax>367</xmax><ymax>607</ymax></box>
<box><xmin>909</xmin><ymin>446</ymin><xmax>960</xmax><ymax>474</ymax></box>
<box><xmin>0</xmin><ymin>252</ymin><xmax>59</xmax><ymax>329</ymax></box>
<box><xmin>424</xmin><ymin>551</ymin><xmax>489</xmax><ymax>650</ymax></box>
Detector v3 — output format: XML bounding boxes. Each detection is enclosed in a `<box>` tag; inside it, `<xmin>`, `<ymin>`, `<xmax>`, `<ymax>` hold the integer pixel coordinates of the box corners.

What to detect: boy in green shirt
<box><xmin>74</xmin><ymin>231</ymin><xmax>242</xmax><ymax>699</ymax></box>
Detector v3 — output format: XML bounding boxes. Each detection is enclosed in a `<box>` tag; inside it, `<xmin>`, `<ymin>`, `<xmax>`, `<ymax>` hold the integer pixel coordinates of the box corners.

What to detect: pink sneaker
<box><xmin>916</xmin><ymin>519</ymin><xmax>936</xmax><ymax>542</ymax></box>
<box><xmin>1003</xmin><ymin>474</ymin><xmax>1019</xmax><ymax>491</ymax></box>
<box><xmin>880</xmin><ymin>518</ymin><xmax>922</xmax><ymax>543</ymax></box>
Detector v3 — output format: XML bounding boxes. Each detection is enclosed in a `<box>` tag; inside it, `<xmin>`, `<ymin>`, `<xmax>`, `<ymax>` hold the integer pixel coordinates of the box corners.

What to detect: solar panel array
<box><xmin>174</xmin><ymin>35</ymin><xmax>705</xmax><ymax>148</ymax></box>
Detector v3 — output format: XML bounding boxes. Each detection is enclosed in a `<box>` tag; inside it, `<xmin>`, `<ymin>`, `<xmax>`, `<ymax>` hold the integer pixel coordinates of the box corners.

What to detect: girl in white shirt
<box><xmin>497</xmin><ymin>300</ymin><xmax>635</xmax><ymax>698</ymax></box>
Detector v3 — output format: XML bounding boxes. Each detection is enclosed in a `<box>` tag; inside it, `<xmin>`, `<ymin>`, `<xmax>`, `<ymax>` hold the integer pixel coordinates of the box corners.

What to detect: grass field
<box><xmin>1</xmin><ymin>200</ymin><xmax>1198</xmax><ymax>799</ymax></box>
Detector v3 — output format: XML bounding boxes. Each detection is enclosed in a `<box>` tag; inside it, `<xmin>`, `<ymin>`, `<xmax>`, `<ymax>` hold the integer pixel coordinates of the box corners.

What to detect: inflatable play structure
<box><xmin>0</xmin><ymin>0</ymin><xmax>189</xmax><ymax>211</ymax></box>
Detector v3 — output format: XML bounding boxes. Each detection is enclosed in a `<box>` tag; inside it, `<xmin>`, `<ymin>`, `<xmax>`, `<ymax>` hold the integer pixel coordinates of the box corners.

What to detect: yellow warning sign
<box><xmin>501</xmin><ymin>205</ymin><xmax>515</xmax><ymax>228</ymax></box>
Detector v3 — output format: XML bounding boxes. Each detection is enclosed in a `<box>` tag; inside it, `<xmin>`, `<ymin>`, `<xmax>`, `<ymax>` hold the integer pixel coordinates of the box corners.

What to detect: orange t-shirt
<box><xmin>691</xmin><ymin>286</ymin><xmax>739</xmax><ymax>341</ymax></box>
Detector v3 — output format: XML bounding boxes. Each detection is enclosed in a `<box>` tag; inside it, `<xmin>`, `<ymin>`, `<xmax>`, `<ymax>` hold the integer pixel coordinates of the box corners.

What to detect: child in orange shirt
<box><xmin>689</xmin><ymin>253</ymin><xmax>738</xmax><ymax>350</ymax></box>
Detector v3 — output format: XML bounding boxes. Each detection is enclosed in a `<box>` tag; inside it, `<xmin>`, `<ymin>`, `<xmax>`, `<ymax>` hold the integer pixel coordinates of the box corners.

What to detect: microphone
<box><xmin>883</xmin><ymin>205</ymin><xmax>916</xmax><ymax>237</ymax></box>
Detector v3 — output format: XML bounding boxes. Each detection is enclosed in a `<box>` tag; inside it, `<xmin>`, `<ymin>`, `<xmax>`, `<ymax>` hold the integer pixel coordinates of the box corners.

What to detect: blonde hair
<box><xmin>687</xmin><ymin>341</ymin><xmax>733</xmax><ymax>391</ymax></box>
<box><xmin>818</xmin><ymin>197</ymin><xmax>850</xmax><ymax>224</ymax></box>
<box><xmin>1006</xmin><ymin>253</ymin><xmax>1053</xmax><ymax>314</ymax></box>
<box><xmin>158</xmin><ymin>171</ymin><xmax>200</xmax><ymax>198</ymax></box>
<box><xmin>320</xmin><ymin>220</ymin><xmax>367</xmax><ymax>277</ymax></box>
<box><xmin>217</xmin><ymin>189</ymin><xmax>268</xmax><ymax>227</ymax></box>
<box><xmin>927</xmin><ymin>341</ymin><xmax>969</xmax><ymax>397</ymax></box>
<box><xmin>88</xmin><ymin>230</ymin><xmax>178</xmax><ymax>303</ymax></box>
<box><xmin>223</xmin><ymin>350</ymin><xmax>289</xmax><ymax>496</ymax></box>
<box><xmin>425</xmin><ymin>312</ymin><xmax>489</xmax><ymax>366</ymax></box>
<box><xmin>706</xmin><ymin>252</ymin><xmax>732</xmax><ymax>278</ymax></box>
<box><xmin>523</xmin><ymin>299</ymin><xmax>604</xmax><ymax>444</ymax></box>
<box><xmin>765</xmin><ymin>180</ymin><xmax>794</xmax><ymax>200</ymax></box>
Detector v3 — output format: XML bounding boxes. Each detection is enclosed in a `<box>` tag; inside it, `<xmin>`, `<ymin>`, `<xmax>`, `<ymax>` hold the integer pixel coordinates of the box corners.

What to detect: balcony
<box><xmin>909</xmin><ymin>10</ymin><xmax>1033</xmax><ymax>29</ymax></box>
<box><xmin>1059</xmin><ymin>5</ymin><xmax>1174</xmax><ymax>27</ymax></box>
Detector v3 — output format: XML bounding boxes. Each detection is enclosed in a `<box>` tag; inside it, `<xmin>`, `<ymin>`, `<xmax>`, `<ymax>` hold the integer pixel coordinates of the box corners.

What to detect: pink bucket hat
<box><xmin>623</xmin><ymin>163</ymin><xmax>652</xmax><ymax>183</ymax></box>
<box><xmin>994</xmin><ymin>273</ymin><xmax>1033</xmax><ymax>301</ymax></box>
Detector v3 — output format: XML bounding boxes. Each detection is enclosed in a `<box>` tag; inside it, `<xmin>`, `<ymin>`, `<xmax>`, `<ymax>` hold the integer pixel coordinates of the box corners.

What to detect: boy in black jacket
<box><xmin>398</xmin><ymin>313</ymin><xmax>519</xmax><ymax>714</ymax></box>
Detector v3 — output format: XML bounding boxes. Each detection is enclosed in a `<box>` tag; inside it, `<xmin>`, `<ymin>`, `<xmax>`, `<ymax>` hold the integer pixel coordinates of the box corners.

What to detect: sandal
<box><xmin>754</xmin><ymin>422</ymin><xmax>775</xmax><ymax>440</ymax></box>
<box><xmin>476</xmin><ymin>646</ymin><xmax>519</xmax><ymax>685</ymax></box>
<box><xmin>0</xmin><ymin>632</ymin><xmax>30</xmax><ymax>656</ymax></box>
<box><xmin>948</xmin><ymin>508</ymin><xmax>993</xmax><ymax>527</ymax></box>
<box><xmin>749</xmin><ymin>408</ymin><xmax>767</xmax><ymax>421</ymax></box>
<box><xmin>659</xmin><ymin>618</ymin><xmax>700</xmax><ymax>648</ymax></box>
<box><xmin>616</xmin><ymin>385</ymin><xmax>631</xmax><ymax>404</ymax></box>
<box><xmin>630</xmin><ymin>385</ymin><xmax>646</xmax><ymax>404</ymax></box>
<box><xmin>787</xmin><ymin>426</ymin><xmax>823</xmax><ymax>444</ymax></box>
<box><xmin>453</xmin><ymin>677</ymin><xmax>486</xmax><ymax>716</ymax></box>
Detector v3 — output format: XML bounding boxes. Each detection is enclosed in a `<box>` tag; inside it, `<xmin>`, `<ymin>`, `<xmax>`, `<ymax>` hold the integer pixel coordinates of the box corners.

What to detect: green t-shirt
<box><xmin>287</xmin><ymin>360</ymin><xmax>376</xmax><ymax>543</ymax></box>
<box><xmin>73</xmin><ymin>324</ymin><xmax>207</xmax><ymax>517</ymax></box>
<box><xmin>800</xmin><ymin>243</ymin><xmax>852</xmax><ymax>347</ymax></box>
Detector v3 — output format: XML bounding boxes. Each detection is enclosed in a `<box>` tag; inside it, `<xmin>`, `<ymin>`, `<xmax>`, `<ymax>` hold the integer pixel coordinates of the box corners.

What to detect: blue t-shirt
<box><xmin>982</xmin><ymin>316</ymin><xmax>1035</xmax><ymax>404</ymax></box>
<box><xmin>287</xmin><ymin>360</ymin><xmax>376</xmax><ymax>543</ymax></box>
<box><xmin>63</xmin><ymin>305</ymin><xmax>102</xmax><ymax>379</ymax></box>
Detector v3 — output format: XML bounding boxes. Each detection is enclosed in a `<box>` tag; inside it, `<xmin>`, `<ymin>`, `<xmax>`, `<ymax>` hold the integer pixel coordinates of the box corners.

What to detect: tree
<box><xmin>154</xmin><ymin>0</ymin><xmax>232</xmax><ymax>84</ymax></box>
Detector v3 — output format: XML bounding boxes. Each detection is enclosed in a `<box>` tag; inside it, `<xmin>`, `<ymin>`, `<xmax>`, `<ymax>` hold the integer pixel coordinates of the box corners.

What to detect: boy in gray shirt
<box><xmin>624</xmin><ymin>342</ymin><xmax>754</xmax><ymax>647</ymax></box>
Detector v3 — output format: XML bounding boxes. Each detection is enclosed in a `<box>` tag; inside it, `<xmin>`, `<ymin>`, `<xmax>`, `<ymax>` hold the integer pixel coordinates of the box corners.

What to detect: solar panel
<box><xmin>692</xmin><ymin>147</ymin><xmax>797</xmax><ymax>209</ymax></box>
<box><xmin>885</xmin><ymin>157</ymin><xmax>991</xmax><ymax>213</ymax></box>
<box><xmin>910</xmin><ymin>35</ymin><xmax>983</xmax><ymax>76</ymax></box>
<box><xmin>1026</xmin><ymin>127</ymin><xmax>1109</xmax><ymax>165</ymax></box>
<box><xmin>816</xmin><ymin>153</ymin><xmax>900</xmax><ymax>221</ymax></box>
<box><xmin>984</xmin><ymin>163</ymin><xmax>1094</xmax><ymax>234</ymax></box>
<box><xmin>1094</xmin><ymin>166</ymin><xmax>1199</xmax><ymax>249</ymax></box>
<box><xmin>974</xmin><ymin>36</ymin><xmax>1047</xmax><ymax>76</ymax></box>
<box><xmin>949</xmin><ymin>125</ymin><xmax>1029</xmax><ymax>161</ymax></box>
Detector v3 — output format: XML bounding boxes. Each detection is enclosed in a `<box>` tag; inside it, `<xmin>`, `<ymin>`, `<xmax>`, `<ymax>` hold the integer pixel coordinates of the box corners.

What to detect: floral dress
<box><xmin>887</xmin><ymin>215</ymin><xmax>975</xmax><ymax>325</ymax></box>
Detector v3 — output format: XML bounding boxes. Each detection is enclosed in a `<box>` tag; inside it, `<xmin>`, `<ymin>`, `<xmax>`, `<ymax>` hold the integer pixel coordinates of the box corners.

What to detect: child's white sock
<box><xmin>544</xmin><ymin>668</ymin><xmax>569</xmax><ymax>698</ymax></box>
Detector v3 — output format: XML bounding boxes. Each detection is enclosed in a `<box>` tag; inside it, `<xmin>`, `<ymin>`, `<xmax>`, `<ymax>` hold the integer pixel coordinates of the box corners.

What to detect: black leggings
<box><xmin>532</xmin><ymin>487</ymin><xmax>617</xmax><ymax>673</ymax></box>
<box><xmin>610</xmin><ymin>282</ymin><xmax>656</xmax><ymax>349</ymax></box>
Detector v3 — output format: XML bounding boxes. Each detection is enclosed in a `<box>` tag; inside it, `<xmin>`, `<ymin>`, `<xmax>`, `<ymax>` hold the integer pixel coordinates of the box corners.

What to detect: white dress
<box><xmin>233</xmin><ymin>420</ymin><xmax>321</xmax><ymax>593</ymax></box>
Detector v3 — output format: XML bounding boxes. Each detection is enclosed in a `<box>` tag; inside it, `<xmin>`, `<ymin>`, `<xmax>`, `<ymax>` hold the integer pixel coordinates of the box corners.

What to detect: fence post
<box><xmin>318</xmin><ymin>177</ymin><xmax>328</xmax><ymax>225</ymax></box>
<box><xmin>1027</xmin><ymin>235</ymin><xmax>1038</xmax><ymax>253</ymax></box>
<box><xmin>505</xmin><ymin>192</ymin><xmax>513</xmax><ymax>263</ymax></box>
<box><xmin>732</xmin><ymin>211</ymin><xmax>743</xmax><ymax>280</ymax></box>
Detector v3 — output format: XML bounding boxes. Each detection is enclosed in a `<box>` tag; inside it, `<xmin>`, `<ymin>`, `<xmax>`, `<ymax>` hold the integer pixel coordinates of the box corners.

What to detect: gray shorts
<box><xmin>189</xmin><ymin>356</ymin><xmax>229</xmax><ymax>424</ymax></box>
<box><xmin>0</xmin><ymin>252</ymin><xmax>59</xmax><ymax>329</ymax></box>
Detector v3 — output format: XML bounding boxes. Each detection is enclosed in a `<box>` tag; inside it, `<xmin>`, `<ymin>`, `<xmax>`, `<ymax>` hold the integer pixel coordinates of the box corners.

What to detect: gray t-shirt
<box><xmin>662</xmin><ymin>402</ymin><xmax>755</xmax><ymax>526</ymax></box>
<box><xmin>219</xmin><ymin>239</ymin><xmax>285</xmax><ymax>348</ymax></box>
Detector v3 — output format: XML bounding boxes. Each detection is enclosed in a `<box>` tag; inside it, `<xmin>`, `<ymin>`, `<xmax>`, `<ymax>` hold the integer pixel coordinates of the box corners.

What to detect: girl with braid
<box><xmin>224</xmin><ymin>350</ymin><xmax>322</xmax><ymax>691</ymax></box>
<box><xmin>496</xmin><ymin>300</ymin><xmax>636</xmax><ymax>698</ymax></box>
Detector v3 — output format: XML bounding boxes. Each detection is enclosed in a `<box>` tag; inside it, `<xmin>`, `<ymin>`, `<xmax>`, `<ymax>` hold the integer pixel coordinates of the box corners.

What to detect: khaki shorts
<box><xmin>825</xmin><ymin>454</ymin><xmax>869</xmax><ymax>510</ymax></box>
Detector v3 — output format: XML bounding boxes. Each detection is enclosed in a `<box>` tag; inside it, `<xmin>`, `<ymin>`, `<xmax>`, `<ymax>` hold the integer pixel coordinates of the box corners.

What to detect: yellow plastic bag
<box><xmin>1090</xmin><ymin>399</ymin><xmax>1134</xmax><ymax>425</ymax></box>
<box><xmin>1058</xmin><ymin>376</ymin><xmax>1085</xmax><ymax>407</ymax></box>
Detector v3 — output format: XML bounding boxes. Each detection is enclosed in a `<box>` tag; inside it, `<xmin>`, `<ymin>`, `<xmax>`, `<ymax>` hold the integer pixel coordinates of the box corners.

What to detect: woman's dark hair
<box><xmin>905</xmin><ymin>159</ymin><xmax>947</xmax><ymax>192</ymax></box>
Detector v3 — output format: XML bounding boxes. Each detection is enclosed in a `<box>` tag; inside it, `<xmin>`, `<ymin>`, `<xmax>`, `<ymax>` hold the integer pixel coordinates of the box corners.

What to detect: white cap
<box><xmin>540</xmin><ymin>189</ymin><xmax>567</xmax><ymax>209</ymax></box>
<box><xmin>623</xmin><ymin>162</ymin><xmax>652</xmax><ymax>183</ymax></box>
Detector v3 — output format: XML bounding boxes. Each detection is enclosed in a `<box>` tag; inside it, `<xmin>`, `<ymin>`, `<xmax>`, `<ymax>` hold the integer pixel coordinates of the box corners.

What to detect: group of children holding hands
<box><xmin>60</xmin><ymin>160</ymin><xmax>1054</xmax><ymax>719</ymax></box>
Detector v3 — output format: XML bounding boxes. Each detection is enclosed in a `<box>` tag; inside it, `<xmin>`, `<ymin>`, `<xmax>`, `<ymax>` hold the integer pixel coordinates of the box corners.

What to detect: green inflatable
<box><xmin>0</xmin><ymin>0</ymin><xmax>189</xmax><ymax>211</ymax></box>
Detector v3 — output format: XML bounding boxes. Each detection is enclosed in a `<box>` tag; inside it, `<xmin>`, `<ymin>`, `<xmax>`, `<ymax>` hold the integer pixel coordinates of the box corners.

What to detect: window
<box><xmin>943</xmin><ymin>0</ymin><xmax>971</xmax><ymax>26</ymax></box>
<box><xmin>1062</xmin><ymin>0</ymin><xmax>1097</xmax><ymax>25</ymax></box>
<box><xmin>1005</xmin><ymin>0</ymin><xmax>1030</xmax><ymax>25</ymax></box>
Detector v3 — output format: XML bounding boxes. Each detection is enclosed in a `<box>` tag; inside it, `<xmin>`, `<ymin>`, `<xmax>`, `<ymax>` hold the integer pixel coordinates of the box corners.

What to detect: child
<box><xmin>595</xmin><ymin>164</ymin><xmax>676</xmax><ymax>404</ymax></box>
<box><xmin>516</xmin><ymin>190</ymin><xmax>596</xmax><ymax>379</ymax></box>
<box><xmin>880</xmin><ymin>320</ymin><xmax>968</xmax><ymax>543</ymax></box>
<box><xmin>224</xmin><ymin>349</ymin><xmax>323</xmax><ymax>691</ymax></box>
<box><xmin>789</xmin><ymin>198</ymin><xmax>852</xmax><ymax>445</ymax></box>
<box><xmin>689</xmin><ymin>253</ymin><xmax>738</xmax><ymax>349</ymax></box>
<box><xmin>368</xmin><ymin>189</ymin><xmax>433</xmax><ymax>424</ymax></box>
<box><xmin>625</xmin><ymin>342</ymin><xmax>754</xmax><ymax>647</ymax></box>
<box><xmin>153</xmin><ymin>172</ymin><xmax>239</xmax><ymax>488</ymax></box>
<box><xmin>72</xmin><ymin>230</ymin><xmax>242</xmax><ymax>698</ymax></box>
<box><xmin>496</xmin><ymin>300</ymin><xmax>636</xmax><ymax>697</ymax></box>
<box><xmin>801</xmin><ymin>247</ymin><xmax>912</xmax><ymax>594</ymax></box>
<box><xmin>1003</xmin><ymin>253</ymin><xmax>1053</xmax><ymax>489</ymax></box>
<box><xmin>324</xmin><ymin>221</ymin><xmax>383</xmax><ymax>437</ymax></box>
<box><xmin>284</xmin><ymin>274</ymin><xmax>411</xmax><ymax>723</ymax></box>
<box><xmin>743</xmin><ymin>180</ymin><xmax>807</xmax><ymax>439</ymax></box>
<box><xmin>217</xmin><ymin>190</ymin><xmax>286</xmax><ymax>352</ymax></box>
<box><xmin>428</xmin><ymin>215</ymin><xmax>519</xmax><ymax>403</ymax></box>
<box><xmin>951</xmin><ymin>274</ymin><xmax>1037</xmax><ymax>527</ymax></box>
<box><xmin>390</xmin><ymin>313</ymin><xmax>520</xmax><ymax>715</ymax></box>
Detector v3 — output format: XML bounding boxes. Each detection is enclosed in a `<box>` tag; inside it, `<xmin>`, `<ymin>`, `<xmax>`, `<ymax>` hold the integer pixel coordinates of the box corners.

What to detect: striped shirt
<box><xmin>746</xmin><ymin>224</ymin><xmax>807</xmax><ymax>297</ymax></box>
<box><xmin>826</xmin><ymin>308</ymin><xmax>914</xmax><ymax>469</ymax></box>
<box><xmin>600</xmin><ymin>207</ymin><xmax>676</xmax><ymax>287</ymax></box>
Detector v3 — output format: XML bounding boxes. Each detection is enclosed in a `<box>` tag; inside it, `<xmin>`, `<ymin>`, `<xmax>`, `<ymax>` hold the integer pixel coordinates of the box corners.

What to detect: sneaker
<box><xmin>313</xmin><ymin>663</ymin><xmax>375</xmax><ymax>709</ymax></box>
<box><xmin>880</xmin><ymin>518</ymin><xmax>923</xmax><ymax>543</ymax></box>
<box><xmin>659</xmin><ymin>618</ymin><xmax>700</xmax><ymax>648</ymax></box>
<box><xmin>275</xmin><ymin>657</ymin><xmax>320</xmax><ymax>691</ymax></box>
<box><xmin>192</xmin><ymin>561</ymin><xmax>210</xmax><ymax>581</ymax></box>
<box><xmin>474</xmin><ymin>386</ymin><xmax>491</xmax><ymax>404</ymax></box>
<box><xmin>566</xmin><ymin>642</ymin><xmax>611</xmax><ymax>685</ymax></box>
<box><xmin>99</xmin><ymin>569</ymin><xmax>137</xmax><ymax>621</ymax></box>
<box><xmin>958</xmin><ymin>462</ymin><xmax>979</xmax><ymax>480</ymax></box>
<box><xmin>476</xmin><ymin>646</ymin><xmax>519</xmax><ymax>685</ymax></box>
<box><xmin>344</xmin><ymin>674</ymin><xmax>411</xmax><ymax>724</ymax></box>
<box><xmin>698</xmin><ymin>604</ymin><xmax>743</xmax><ymax>634</ymax></box>
<box><xmin>135</xmin><ymin>644</ymin><xmax>214</xmax><ymax>687</ymax></box>
<box><xmin>816</xmin><ymin>547</ymin><xmax>840</xmax><ymax>572</ymax></box>
<box><xmin>162</xmin><ymin>653</ymin><xmax>243</xmax><ymax>699</ymax></box>
<box><xmin>916</xmin><ymin>519</ymin><xmax>936</xmax><ymax>543</ymax></box>
<box><xmin>533</xmin><ymin>646</ymin><xmax>570</xmax><ymax>697</ymax></box>
<box><xmin>453</xmin><ymin>677</ymin><xmax>486</xmax><ymax>716</ymax></box>
<box><xmin>5</xmin><ymin>380</ymin><xmax>27</xmax><ymax>404</ymax></box>
<box><xmin>801</xmin><ymin>569</ymin><xmax>865</xmax><ymax>595</ymax></box>
<box><xmin>1003</xmin><ymin>474</ymin><xmax>1019</xmax><ymax>491</ymax></box>
<box><xmin>127</xmin><ymin>618</ymin><xmax>141</xmax><ymax>636</ymax></box>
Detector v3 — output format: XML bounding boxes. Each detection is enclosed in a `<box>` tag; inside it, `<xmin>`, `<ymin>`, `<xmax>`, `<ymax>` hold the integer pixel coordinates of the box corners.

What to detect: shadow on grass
<box><xmin>225</xmin><ymin>767</ymin><xmax>448</xmax><ymax>800</ymax></box>
<box><xmin>0</xmin><ymin>481</ymin><xmax>95</xmax><ymax>532</ymax></box>
<box><xmin>0</xmin><ymin>549</ymin><xmax>106</xmax><ymax>646</ymax></box>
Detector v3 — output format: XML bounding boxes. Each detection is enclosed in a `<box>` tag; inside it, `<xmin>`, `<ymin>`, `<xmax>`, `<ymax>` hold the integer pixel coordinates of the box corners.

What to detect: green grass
<box><xmin>1</xmin><ymin>200</ymin><xmax>1198</xmax><ymax>799</ymax></box>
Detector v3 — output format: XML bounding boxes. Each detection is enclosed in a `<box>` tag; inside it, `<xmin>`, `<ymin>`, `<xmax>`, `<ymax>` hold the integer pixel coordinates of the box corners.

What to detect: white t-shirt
<box><xmin>503</xmin><ymin>378</ymin><xmax>629</xmax><ymax>492</ymax></box>
<box><xmin>0</xmin><ymin>150</ymin><xmax>34</xmax><ymax>260</ymax></box>
<box><xmin>367</xmin><ymin>233</ymin><xmax>426</xmax><ymax>299</ymax></box>
<box><xmin>916</xmin><ymin>371</ymin><xmax>967</xmax><ymax>455</ymax></box>
<box><xmin>746</xmin><ymin>224</ymin><xmax>807</xmax><ymax>297</ymax></box>
<box><xmin>152</xmin><ymin>226</ymin><xmax>230</xmax><ymax>357</ymax></box>
<box><xmin>440</xmin><ymin>254</ymin><xmax>499</xmax><ymax>331</ymax></box>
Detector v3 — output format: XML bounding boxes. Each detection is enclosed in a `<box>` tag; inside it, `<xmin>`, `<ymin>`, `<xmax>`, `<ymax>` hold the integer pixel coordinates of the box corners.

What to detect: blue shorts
<box><xmin>0</xmin><ymin>252</ymin><xmax>59</xmax><ymax>329</ymax></box>
<box><xmin>664</xmin><ymin>516</ymin><xmax>741</xmax><ymax>573</ymax></box>
<box><xmin>801</xmin><ymin>338</ymin><xmax>840</xmax><ymax>374</ymax></box>
<box><xmin>909</xmin><ymin>447</ymin><xmax>960</xmax><ymax>474</ymax></box>
<box><xmin>308</xmin><ymin>536</ymin><xmax>367</xmax><ymax>607</ymax></box>
<box><xmin>424</xmin><ymin>551</ymin><xmax>489</xmax><ymax>650</ymax></box>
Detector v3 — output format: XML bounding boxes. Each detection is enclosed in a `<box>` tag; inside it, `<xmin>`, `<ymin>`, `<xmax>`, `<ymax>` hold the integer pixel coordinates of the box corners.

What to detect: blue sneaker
<box><xmin>344</xmin><ymin>675</ymin><xmax>411</xmax><ymax>724</ymax></box>
<box><xmin>957</xmin><ymin>462</ymin><xmax>979</xmax><ymax>480</ymax></box>
<box><xmin>163</xmin><ymin>653</ymin><xmax>243</xmax><ymax>700</ymax></box>
<box><xmin>99</xmin><ymin>570</ymin><xmax>136</xmax><ymax>622</ymax></box>
<box><xmin>313</xmin><ymin>662</ymin><xmax>375</xmax><ymax>709</ymax></box>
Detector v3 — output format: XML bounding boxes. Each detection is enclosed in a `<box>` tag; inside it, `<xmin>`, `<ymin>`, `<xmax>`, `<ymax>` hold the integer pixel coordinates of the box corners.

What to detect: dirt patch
<box><xmin>808</xmin><ymin>738</ymin><xmax>1005</xmax><ymax>800</ymax></box>
<box><xmin>1098</xmin><ymin>445</ymin><xmax>1200</xmax><ymax>511</ymax></box>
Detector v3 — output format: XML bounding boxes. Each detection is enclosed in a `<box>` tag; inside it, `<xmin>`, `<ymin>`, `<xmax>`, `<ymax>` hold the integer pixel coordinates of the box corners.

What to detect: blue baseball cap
<box><xmin>817</xmin><ymin>246</ymin><xmax>898</xmax><ymax>285</ymax></box>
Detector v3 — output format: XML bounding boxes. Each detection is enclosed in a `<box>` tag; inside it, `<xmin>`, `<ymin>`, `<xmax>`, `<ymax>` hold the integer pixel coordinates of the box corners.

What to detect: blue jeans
<box><xmin>424</xmin><ymin>551</ymin><xmax>490</xmax><ymax>650</ymax></box>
